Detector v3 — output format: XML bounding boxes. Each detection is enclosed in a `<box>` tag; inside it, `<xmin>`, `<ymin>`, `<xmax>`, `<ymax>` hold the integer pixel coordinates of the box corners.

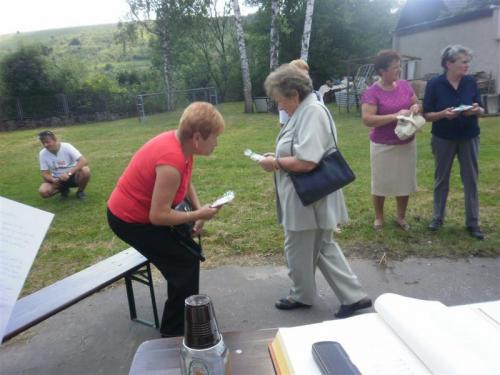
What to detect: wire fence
<box><xmin>137</xmin><ymin>87</ymin><xmax>218</xmax><ymax>121</ymax></box>
<box><xmin>0</xmin><ymin>92</ymin><xmax>136</xmax><ymax>120</ymax></box>
<box><xmin>0</xmin><ymin>87</ymin><xmax>218</xmax><ymax>130</ymax></box>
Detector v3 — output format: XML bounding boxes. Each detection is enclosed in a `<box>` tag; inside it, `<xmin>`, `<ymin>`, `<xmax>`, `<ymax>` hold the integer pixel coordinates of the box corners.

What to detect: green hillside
<box><xmin>0</xmin><ymin>23</ymin><xmax>154</xmax><ymax>80</ymax></box>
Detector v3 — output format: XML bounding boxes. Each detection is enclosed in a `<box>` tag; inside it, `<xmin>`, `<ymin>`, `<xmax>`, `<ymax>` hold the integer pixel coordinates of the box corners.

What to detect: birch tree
<box><xmin>127</xmin><ymin>0</ymin><xmax>205</xmax><ymax>111</ymax></box>
<box><xmin>232</xmin><ymin>0</ymin><xmax>253</xmax><ymax>112</ymax></box>
<box><xmin>300</xmin><ymin>0</ymin><xmax>315</xmax><ymax>62</ymax></box>
<box><xmin>269</xmin><ymin>0</ymin><xmax>280</xmax><ymax>71</ymax></box>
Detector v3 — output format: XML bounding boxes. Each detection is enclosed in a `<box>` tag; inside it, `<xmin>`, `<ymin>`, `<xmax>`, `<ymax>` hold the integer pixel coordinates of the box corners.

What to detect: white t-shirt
<box><xmin>39</xmin><ymin>142</ymin><xmax>82</xmax><ymax>177</ymax></box>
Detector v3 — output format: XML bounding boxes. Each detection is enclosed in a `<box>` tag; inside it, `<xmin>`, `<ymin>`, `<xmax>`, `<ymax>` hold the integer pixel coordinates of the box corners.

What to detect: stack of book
<box><xmin>269</xmin><ymin>293</ymin><xmax>500</xmax><ymax>374</ymax></box>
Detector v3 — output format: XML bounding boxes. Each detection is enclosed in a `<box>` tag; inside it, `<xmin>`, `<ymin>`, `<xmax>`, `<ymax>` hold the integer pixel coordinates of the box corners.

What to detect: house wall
<box><xmin>393</xmin><ymin>8</ymin><xmax>500</xmax><ymax>93</ymax></box>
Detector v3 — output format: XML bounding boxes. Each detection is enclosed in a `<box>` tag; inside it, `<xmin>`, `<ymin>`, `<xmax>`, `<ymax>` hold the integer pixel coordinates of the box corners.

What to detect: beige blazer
<box><xmin>274</xmin><ymin>93</ymin><xmax>349</xmax><ymax>230</ymax></box>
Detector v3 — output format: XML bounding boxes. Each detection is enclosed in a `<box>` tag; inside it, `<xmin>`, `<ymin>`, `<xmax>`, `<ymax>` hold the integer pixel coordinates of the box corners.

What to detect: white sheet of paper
<box><xmin>243</xmin><ymin>149</ymin><xmax>265</xmax><ymax>162</ymax></box>
<box><xmin>451</xmin><ymin>105</ymin><xmax>473</xmax><ymax>112</ymax></box>
<box><xmin>375</xmin><ymin>293</ymin><xmax>500</xmax><ymax>374</ymax></box>
<box><xmin>210</xmin><ymin>191</ymin><xmax>235</xmax><ymax>208</ymax></box>
<box><xmin>0</xmin><ymin>197</ymin><xmax>54</xmax><ymax>342</ymax></box>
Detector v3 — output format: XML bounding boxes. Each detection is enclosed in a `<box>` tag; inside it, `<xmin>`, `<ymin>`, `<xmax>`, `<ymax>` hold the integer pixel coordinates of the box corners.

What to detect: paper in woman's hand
<box><xmin>451</xmin><ymin>105</ymin><xmax>473</xmax><ymax>112</ymax></box>
<box><xmin>244</xmin><ymin>149</ymin><xmax>265</xmax><ymax>162</ymax></box>
<box><xmin>210</xmin><ymin>191</ymin><xmax>235</xmax><ymax>208</ymax></box>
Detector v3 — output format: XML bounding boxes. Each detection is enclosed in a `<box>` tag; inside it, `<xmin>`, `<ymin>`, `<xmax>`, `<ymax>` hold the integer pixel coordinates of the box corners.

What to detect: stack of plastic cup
<box><xmin>180</xmin><ymin>294</ymin><xmax>231</xmax><ymax>375</ymax></box>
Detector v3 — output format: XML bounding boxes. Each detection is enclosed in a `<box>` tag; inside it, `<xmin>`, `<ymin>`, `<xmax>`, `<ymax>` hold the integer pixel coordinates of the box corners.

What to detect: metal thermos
<box><xmin>180</xmin><ymin>294</ymin><xmax>231</xmax><ymax>375</ymax></box>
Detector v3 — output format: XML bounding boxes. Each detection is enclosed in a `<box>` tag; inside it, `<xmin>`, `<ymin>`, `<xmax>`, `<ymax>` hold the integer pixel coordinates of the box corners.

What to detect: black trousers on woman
<box><xmin>107</xmin><ymin>208</ymin><xmax>199</xmax><ymax>336</ymax></box>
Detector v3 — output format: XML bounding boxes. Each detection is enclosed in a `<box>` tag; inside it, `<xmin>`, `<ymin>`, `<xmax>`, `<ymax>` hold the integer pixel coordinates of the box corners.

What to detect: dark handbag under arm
<box><xmin>173</xmin><ymin>199</ymin><xmax>195</xmax><ymax>238</ymax></box>
<box><xmin>287</xmin><ymin>105</ymin><xmax>356</xmax><ymax>206</ymax></box>
<box><xmin>172</xmin><ymin>199</ymin><xmax>205</xmax><ymax>261</ymax></box>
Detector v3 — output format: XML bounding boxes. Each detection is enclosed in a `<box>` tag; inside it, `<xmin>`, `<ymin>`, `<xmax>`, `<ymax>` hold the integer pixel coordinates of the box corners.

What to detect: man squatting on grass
<box><xmin>38</xmin><ymin>130</ymin><xmax>91</xmax><ymax>199</ymax></box>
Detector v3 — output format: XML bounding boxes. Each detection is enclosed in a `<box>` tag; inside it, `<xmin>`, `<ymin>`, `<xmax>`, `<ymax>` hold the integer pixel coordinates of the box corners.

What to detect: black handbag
<box><xmin>172</xmin><ymin>199</ymin><xmax>205</xmax><ymax>261</ymax></box>
<box><xmin>288</xmin><ymin>107</ymin><xmax>355</xmax><ymax>206</ymax></box>
<box><xmin>173</xmin><ymin>199</ymin><xmax>195</xmax><ymax>238</ymax></box>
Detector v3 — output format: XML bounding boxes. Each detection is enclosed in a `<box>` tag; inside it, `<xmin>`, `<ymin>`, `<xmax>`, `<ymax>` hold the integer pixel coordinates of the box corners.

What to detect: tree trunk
<box><xmin>269</xmin><ymin>0</ymin><xmax>280</xmax><ymax>71</ymax></box>
<box><xmin>127</xmin><ymin>0</ymin><xmax>177</xmax><ymax>112</ymax></box>
<box><xmin>161</xmin><ymin>31</ymin><xmax>174</xmax><ymax>111</ymax></box>
<box><xmin>300</xmin><ymin>0</ymin><xmax>315</xmax><ymax>62</ymax></box>
<box><xmin>232</xmin><ymin>0</ymin><xmax>253</xmax><ymax>113</ymax></box>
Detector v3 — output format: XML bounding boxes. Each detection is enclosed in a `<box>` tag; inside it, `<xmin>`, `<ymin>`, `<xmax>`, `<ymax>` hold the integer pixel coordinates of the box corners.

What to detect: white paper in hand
<box><xmin>244</xmin><ymin>149</ymin><xmax>265</xmax><ymax>162</ymax></box>
<box><xmin>210</xmin><ymin>191</ymin><xmax>235</xmax><ymax>208</ymax></box>
<box><xmin>451</xmin><ymin>105</ymin><xmax>473</xmax><ymax>112</ymax></box>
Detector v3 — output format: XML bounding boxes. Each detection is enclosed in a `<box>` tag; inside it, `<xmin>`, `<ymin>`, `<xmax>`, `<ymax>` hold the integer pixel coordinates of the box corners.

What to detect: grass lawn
<box><xmin>1</xmin><ymin>102</ymin><xmax>499</xmax><ymax>294</ymax></box>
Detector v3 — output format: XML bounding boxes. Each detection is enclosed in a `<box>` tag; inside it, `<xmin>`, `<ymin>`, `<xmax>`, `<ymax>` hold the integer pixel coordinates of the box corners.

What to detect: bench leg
<box><xmin>125</xmin><ymin>274</ymin><xmax>138</xmax><ymax>321</ymax></box>
<box><xmin>125</xmin><ymin>263</ymin><xmax>160</xmax><ymax>329</ymax></box>
<box><xmin>145</xmin><ymin>263</ymin><xmax>160</xmax><ymax>328</ymax></box>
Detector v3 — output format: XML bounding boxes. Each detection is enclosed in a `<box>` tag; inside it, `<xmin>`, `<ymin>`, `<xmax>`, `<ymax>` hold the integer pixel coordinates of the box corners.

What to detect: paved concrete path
<box><xmin>1</xmin><ymin>257</ymin><xmax>499</xmax><ymax>375</ymax></box>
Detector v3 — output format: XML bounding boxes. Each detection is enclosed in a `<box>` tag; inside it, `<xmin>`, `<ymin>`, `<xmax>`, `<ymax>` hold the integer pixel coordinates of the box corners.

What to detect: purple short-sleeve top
<box><xmin>361</xmin><ymin>80</ymin><xmax>415</xmax><ymax>145</ymax></box>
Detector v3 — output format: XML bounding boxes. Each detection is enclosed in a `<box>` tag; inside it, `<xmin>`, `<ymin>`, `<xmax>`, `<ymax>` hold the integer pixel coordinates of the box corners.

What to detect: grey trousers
<box><xmin>431</xmin><ymin>135</ymin><xmax>480</xmax><ymax>227</ymax></box>
<box><xmin>284</xmin><ymin>229</ymin><xmax>367</xmax><ymax>306</ymax></box>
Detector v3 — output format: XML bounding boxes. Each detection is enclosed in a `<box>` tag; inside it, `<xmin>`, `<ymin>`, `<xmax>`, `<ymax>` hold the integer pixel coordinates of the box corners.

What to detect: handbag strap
<box><xmin>290</xmin><ymin>104</ymin><xmax>339</xmax><ymax>157</ymax></box>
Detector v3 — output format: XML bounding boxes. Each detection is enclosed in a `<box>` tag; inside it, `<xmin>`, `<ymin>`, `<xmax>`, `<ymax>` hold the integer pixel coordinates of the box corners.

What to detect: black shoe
<box><xmin>334</xmin><ymin>297</ymin><xmax>372</xmax><ymax>319</ymax></box>
<box><xmin>275</xmin><ymin>298</ymin><xmax>312</xmax><ymax>310</ymax></box>
<box><xmin>467</xmin><ymin>226</ymin><xmax>484</xmax><ymax>240</ymax></box>
<box><xmin>428</xmin><ymin>218</ymin><xmax>443</xmax><ymax>231</ymax></box>
<box><xmin>76</xmin><ymin>190</ymin><xmax>86</xmax><ymax>200</ymax></box>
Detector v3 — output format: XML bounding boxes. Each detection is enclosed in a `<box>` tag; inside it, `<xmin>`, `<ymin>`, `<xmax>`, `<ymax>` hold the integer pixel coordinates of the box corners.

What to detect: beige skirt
<box><xmin>370</xmin><ymin>140</ymin><xmax>417</xmax><ymax>196</ymax></box>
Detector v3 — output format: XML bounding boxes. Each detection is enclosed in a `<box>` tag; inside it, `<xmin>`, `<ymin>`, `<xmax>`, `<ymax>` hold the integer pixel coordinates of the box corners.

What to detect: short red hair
<box><xmin>178</xmin><ymin>102</ymin><xmax>225</xmax><ymax>142</ymax></box>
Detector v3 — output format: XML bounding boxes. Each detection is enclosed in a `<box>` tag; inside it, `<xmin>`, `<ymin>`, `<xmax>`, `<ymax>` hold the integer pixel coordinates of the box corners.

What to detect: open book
<box><xmin>269</xmin><ymin>293</ymin><xmax>500</xmax><ymax>375</ymax></box>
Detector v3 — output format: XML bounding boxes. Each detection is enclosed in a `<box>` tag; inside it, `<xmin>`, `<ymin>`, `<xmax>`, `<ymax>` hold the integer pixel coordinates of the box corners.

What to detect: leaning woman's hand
<box><xmin>259</xmin><ymin>156</ymin><xmax>279</xmax><ymax>172</ymax></box>
<box><xmin>196</xmin><ymin>204</ymin><xmax>220</xmax><ymax>221</ymax></box>
<box><xmin>192</xmin><ymin>219</ymin><xmax>205</xmax><ymax>237</ymax></box>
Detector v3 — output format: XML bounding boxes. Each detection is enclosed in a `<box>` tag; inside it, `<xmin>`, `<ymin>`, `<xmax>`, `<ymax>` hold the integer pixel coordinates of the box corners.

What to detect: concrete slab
<box><xmin>1</xmin><ymin>257</ymin><xmax>499</xmax><ymax>375</ymax></box>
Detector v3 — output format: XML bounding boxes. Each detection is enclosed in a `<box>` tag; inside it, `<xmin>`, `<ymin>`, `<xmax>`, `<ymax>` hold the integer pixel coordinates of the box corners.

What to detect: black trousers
<box><xmin>107</xmin><ymin>208</ymin><xmax>199</xmax><ymax>336</ymax></box>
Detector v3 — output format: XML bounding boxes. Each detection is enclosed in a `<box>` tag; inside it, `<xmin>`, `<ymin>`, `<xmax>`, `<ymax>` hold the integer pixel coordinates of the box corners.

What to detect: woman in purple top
<box><xmin>361</xmin><ymin>50</ymin><xmax>420</xmax><ymax>231</ymax></box>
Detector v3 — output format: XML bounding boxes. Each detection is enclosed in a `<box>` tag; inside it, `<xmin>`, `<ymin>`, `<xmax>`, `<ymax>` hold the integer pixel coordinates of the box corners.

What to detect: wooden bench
<box><xmin>2</xmin><ymin>248</ymin><xmax>159</xmax><ymax>343</ymax></box>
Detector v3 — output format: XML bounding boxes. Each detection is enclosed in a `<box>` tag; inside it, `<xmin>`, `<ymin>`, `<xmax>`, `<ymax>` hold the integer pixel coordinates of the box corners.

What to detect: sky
<box><xmin>0</xmin><ymin>0</ymin><xmax>257</xmax><ymax>36</ymax></box>
<box><xmin>0</xmin><ymin>0</ymin><xmax>130</xmax><ymax>35</ymax></box>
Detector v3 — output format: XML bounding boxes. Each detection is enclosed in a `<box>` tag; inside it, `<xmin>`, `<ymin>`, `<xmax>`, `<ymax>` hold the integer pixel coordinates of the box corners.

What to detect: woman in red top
<box><xmin>107</xmin><ymin>102</ymin><xmax>225</xmax><ymax>337</ymax></box>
